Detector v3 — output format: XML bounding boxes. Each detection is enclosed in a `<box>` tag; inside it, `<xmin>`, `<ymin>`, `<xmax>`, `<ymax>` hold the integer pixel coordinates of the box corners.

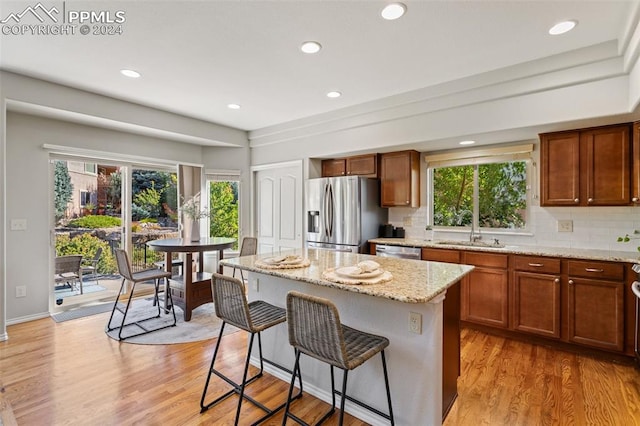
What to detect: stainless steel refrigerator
<box><xmin>306</xmin><ymin>176</ymin><xmax>387</xmax><ymax>253</ymax></box>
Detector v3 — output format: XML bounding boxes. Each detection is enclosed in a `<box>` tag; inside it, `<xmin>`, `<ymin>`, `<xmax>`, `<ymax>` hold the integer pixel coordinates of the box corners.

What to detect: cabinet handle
<box><xmin>588</xmin><ymin>198</ymin><xmax>594</xmax><ymax>203</ymax></box>
<box><xmin>633</xmin><ymin>197</ymin><xmax>639</xmax><ymax>202</ymax></box>
<box><xmin>574</xmin><ymin>198</ymin><xmax>579</xmax><ymax>203</ymax></box>
<box><xmin>569</xmin><ymin>279</ymin><xmax>574</xmax><ymax>285</ymax></box>
<box><xmin>528</xmin><ymin>263</ymin><xmax>543</xmax><ymax>267</ymax></box>
<box><xmin>554</xmin><ymin>278</ymin><xmax>560</xmax><ymax>284</ymax></box>
<box><xmin>585</xmin><ymin>268</ymin><xmax>604</xmax><ymax>273</ymax></box>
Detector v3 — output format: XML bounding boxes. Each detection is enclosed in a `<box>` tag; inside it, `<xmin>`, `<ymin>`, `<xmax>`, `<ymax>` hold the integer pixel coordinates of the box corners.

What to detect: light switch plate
<box><xmin>10</xmin><ymin>219</ymin><xmax>27</xmax><ymax>231</ymax></box>
<box><xmin>557</xmin><ymin>220</ymin><xmax>573</xmax><ymax>232</ymax></box>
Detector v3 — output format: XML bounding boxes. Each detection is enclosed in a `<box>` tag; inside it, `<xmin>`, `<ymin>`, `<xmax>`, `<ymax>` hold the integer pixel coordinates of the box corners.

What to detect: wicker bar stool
<box><xmin>283</xmin><ymin>291</ymin><xmax>395</xmax><ymax>425</ymax></box>
<box><xmin>233</xmin><ymin>236</ymin><xmax>257</xmax><ymax>282</ymax></box>
<box><xmin>200</xmin><ymin>273</ymin><xmax>302</xmax><ymax>425</ymax></box>
<box><xmin>106</xmin><ymin>249</ymin><xmax>176</xmax><ymax>341</ymax></box>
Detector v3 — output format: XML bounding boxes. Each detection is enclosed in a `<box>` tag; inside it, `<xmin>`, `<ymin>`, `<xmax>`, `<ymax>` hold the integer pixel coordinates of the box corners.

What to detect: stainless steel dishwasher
<box><xmin>375</xmin><ymin>244</ymin><xmax>421</xmax><ymax>260</ymax></box>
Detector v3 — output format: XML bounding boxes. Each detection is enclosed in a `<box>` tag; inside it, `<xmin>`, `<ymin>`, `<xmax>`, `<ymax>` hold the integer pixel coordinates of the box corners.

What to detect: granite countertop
<box><xmin>219</xmin><ymin>248</ymin><xmax>474</xmax><ymax>304</ymax></box>
<box><xmin>369</xmin><ymin>238</ymin><xmax>640</xmax><ymax>263</ymax></box>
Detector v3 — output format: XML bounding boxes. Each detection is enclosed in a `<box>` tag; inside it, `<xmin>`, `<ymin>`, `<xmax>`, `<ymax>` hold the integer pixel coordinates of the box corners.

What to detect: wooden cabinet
<box><xmin>567</xmin><ymin>260</ymin><xmax>625</xmax><ymax>352</ymax></box>
<box><xmin>632</xmin><ymin>121</ymin><xmax>640</xmax><ymax>204</ymax></box>
<box><xmin>540</xmin><ymin>124</ymin><xmax>632</xmax><ymax>206</ymax></box>
<box><xmin>511</xmin><ymin>256</ymin><xmax>561</xmax><ymax>339</ymax></box>
<box><xmin>380</xmin><ymin>150</ymin><xmax>420</xmax><ymax>207</ymax></box>
<box><xmin>421</xmin><ymin>248</ymin><xmax>460</xmax><ymax>263</ymax></box>
<box><xmin>321</xmin><ymin>154</ymin><xmax>378</xmax><ymax>177</ymax></box>
<box><xmin>461</xmin><ymin>251</ymin><xmax>509</xmax><ymax>328</ymax></box>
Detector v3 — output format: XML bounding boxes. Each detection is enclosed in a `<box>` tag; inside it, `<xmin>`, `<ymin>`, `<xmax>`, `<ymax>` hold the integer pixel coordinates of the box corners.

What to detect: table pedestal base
<box><xmin>169</xmin><ymin>272</ymin><xmax>213</xmax><ymax>321</ymax></box>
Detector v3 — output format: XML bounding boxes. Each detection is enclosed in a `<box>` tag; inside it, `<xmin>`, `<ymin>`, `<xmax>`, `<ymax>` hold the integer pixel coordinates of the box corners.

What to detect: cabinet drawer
<box><xmin>422</xmin><ymin>248</ymin><xmax>461</xmax><ymax>263</ymax></box>
<box><xmin>567</xmin><ymin>260</ymin><xmax>624</xmax><ymax>280</ymax></box>
<box><xmin>463</xmin><ymin>251</ymin><xmax>508</xmax><ymax>269</ymax></box>
<box><xmin>513</xmin><ymin>256</ymin><xmax>561</xmax><ymax>274</ymax></box>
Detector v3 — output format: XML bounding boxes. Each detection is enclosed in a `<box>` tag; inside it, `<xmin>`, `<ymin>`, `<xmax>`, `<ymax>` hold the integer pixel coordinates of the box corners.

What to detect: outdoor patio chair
<box><xmin>54</xmin><ymin>255</ymin><xmax>83</xmax><ymax>294</ymax></box>
<box><xmin>81</xmin><ymin>247</ymin><xmax>103</xmax><ymax>286</ymax></box>
<box><xmin>232</xmin><ymin>237</ymin><xmax>257</xmax><ymax>282</ymax></box>
<box><xmin>106</xmin><ymin>249</ymin><xmax>176</xmax><ymax>341</ymax></box>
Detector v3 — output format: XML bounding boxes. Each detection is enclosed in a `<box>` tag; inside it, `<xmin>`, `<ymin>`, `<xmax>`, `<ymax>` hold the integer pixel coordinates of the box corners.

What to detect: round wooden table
<box><xmin>147</xmin><ymin>237</ymin><xmax>236</xmax><ymax>321</ymax></box>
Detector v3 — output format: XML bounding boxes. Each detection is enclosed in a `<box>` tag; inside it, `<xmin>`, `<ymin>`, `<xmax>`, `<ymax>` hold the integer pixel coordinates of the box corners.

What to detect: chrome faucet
<box><xmin>469</xmin><ymin>222</ymin><xmax>481</xmax><ymax>242</ymax></box>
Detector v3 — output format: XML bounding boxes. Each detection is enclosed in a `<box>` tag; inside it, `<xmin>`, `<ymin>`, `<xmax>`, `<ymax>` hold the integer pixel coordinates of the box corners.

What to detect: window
<box><xmin>80</xmin><ymin>190</ymin><xmax>91</xmax><ymax>206</ymax></box>
<box><xmin>207</xmin><ymin>172</ymin><xmax>240</xmax><ymax>250</ymax></box>
<box><xmin>427</xmin><ymin>144</ymin><xmax>532</xmax><ymax>232</ymax></box>
<box><xmin>84</xmin><ymin>162</ymin><xmax>97</xmax><ymax>174</ymax></box>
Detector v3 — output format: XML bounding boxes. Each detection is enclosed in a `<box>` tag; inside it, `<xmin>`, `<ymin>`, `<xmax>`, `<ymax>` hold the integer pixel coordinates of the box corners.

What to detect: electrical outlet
<box><xmin>252</xmin><ymin>277</ymin><xmax>259</xmax><ymax>292</ymax></box>
<box><xmin>16</xmin><ymin>286</ymin><xmax>26</xmax><ymax>298</ymax></box>
<box><xmin>10</xmin><ymin>219</ymin><xmax>27</xmax><ymax>231</ymax></box>
<box><xmin>557</xmin><ymin>220</ymin><xmax>573</xmax><ymax>232</ymax></box>
<box><xmin>408</xmin><ymin>312</ymin><xmax>422</xmax><ymax>334</ymax></box>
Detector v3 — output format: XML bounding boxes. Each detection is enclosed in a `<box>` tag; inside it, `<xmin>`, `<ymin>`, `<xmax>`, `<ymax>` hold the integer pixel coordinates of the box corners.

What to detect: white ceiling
<box><xmin>0</xmin><ymin>0</ymin><xmax>637</xmax><ymax>133</ymax></box>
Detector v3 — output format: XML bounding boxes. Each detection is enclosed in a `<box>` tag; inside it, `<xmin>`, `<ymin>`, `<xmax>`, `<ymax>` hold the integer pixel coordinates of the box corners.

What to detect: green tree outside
<box><xmin>433</xmin><ymin>161</ymin><xmax>526</xmax><ymax>229</ymax></box>
<box><xmin>209</xmin><ymin>181</ymin><xmax>239</xmax><ymax>249</ymax></box>
<box><xmin>54</xmin><ymin>161</ymin><xmax>73</xmax><ymax>220</ymax></box>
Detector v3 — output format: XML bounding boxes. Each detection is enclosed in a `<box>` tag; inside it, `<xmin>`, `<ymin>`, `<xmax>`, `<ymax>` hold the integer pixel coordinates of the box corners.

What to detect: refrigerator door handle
<box><xmin>328</xmin><ymin>183</ymin><xmax>334</xmax><ymax>238</ymax></box>
<box><xmin>323</xmin><ymin>183</ymin><xmax>329</xmax><ymax>238</ymax></box>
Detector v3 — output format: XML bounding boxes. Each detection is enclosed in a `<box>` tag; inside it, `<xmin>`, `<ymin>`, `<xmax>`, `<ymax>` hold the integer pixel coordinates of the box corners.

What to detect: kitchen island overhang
<box><xmin>220</xmin><ymin>248</ymin><xmax>473</xmax><ymax>426</ymax></box>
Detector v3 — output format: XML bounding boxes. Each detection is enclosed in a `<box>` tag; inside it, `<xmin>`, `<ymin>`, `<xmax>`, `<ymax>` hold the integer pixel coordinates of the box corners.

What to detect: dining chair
<box><xmin>81</xmin><ymin>247</ymin><xmax>102</xmax><ymax>286</ymax></box>
<box><xmin>200</xmin><ymin>273</ymin><xmax>302</xmax><ymax>425</ymax></box>
<box><xmin>283</xmin><ymin>291</ymin><xmax>395</xmax><ymax>425</ymax></box>
<box><xmin>106</xmin><ymin>249</ymin><xmax>176</xmax><ymax>341</ymax></box>
<box><xmin>233</xmin><ymin>236</ymin><xmax>257</xmax><ymax>282</ymax></box>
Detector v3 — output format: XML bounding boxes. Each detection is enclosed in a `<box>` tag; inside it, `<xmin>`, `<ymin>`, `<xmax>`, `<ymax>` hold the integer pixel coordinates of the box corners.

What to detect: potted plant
<box><xmin>180</xmin><ymin>197</ymin><xmax>210</xmax><ymax>241</ymax></box>
<box><xmin>83</xmin><ymin>202</ymin><xmax>96</xmax><ymax>216</ymax></box>
<box><xmin>617</xmin><ymin>230</ymin><xmax>640</xmax><ymax>252</ymax></box>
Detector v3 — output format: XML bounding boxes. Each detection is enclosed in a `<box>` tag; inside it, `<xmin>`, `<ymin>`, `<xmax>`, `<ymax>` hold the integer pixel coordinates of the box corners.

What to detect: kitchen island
<box><xmin>220</xmin><ymin>248</ymin><xmax>473</xmax><ymax>426</ymax></box>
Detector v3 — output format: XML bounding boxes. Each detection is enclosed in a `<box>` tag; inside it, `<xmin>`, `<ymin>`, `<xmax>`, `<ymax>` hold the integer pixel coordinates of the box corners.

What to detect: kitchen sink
<box><xmin>435</xmin><ymin>240</ymin><xmax>506</xmax><ymax>248</ymax></box>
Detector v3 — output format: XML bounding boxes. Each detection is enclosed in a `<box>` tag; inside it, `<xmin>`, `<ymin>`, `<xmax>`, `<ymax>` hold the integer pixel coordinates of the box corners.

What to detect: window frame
<box><xmin>427</xmin><ymin>150</ymin><xmax>534</xmax><ymax>234</ymax></box>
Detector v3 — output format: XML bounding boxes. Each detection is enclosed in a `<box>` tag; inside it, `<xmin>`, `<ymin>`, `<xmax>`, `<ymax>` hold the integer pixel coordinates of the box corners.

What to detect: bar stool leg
<box><xmin>338</xmin><ymin>369</ymin><xmax>349</xmax><ymax>425</ymax></box>
<box><xmin>381</xmin><ymin>350</ymin><xmax>394</xmax><ymax>425</ymax></box>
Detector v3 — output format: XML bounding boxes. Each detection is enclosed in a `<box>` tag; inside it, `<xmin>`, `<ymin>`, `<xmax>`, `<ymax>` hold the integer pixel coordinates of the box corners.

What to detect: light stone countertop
<box><xmin>369</xmin><ymin>238</ymin><xmax>640</xmax><ymax>263</ymax></box>
<box><xmin>219</xmin><ymin>248</ymin><xmax>474</xmax><ymax>304</ymax></box>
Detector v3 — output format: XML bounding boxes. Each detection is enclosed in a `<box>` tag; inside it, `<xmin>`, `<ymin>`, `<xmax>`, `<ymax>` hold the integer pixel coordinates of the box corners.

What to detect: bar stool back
<box><xmin>283</xmin><ymin>291</ymin><xmax>395</xmax><ymax>425</ymax></box>
<box><xmin>106</xmin><ymin>249</ymin><xmax>176</xmax><ymax>340</ymax></box>
<box><xmin>233</xmin><ymin>236</ymin><xmax>258</xmax><ymax>282</ymax></box>
<box><xmin>200</xmin><ymin>273</ymin><xmax>302</xmax><ymax>425</ymax></box>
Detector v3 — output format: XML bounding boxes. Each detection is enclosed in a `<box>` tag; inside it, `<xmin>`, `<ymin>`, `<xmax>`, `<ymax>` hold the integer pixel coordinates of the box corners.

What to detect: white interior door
<box><xmin>254</xmin><ymin>163</ymin><xmax>303</xmax><ymax>254</ymax></box>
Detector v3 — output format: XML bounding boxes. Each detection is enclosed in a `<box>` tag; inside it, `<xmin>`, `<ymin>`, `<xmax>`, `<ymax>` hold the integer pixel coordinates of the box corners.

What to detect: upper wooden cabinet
<box><xmin>632</xmin><ymin>121</ymin><xmax>640</xmax><ymax>204</ymax></box>
<box><xmin>321</xmin><ymin>154</ymin><xmax>378</xmax><ymax>178</ymax></box>
<box><xmin>540</xmin><ymin>124</ymin><xmax>632</xmax><ymax>206</ymax></box>
<box><xmin>380</xmin><ymin>150</ymin><xmax>420</xmax><ymax>207</ymax></box>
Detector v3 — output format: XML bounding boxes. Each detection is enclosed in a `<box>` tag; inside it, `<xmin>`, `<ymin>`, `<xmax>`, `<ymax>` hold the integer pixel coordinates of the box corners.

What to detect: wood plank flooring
<box><xmin>1</xmin><ymin>311</ymin><xmax>638</xmax><ymax>425</ymax></box>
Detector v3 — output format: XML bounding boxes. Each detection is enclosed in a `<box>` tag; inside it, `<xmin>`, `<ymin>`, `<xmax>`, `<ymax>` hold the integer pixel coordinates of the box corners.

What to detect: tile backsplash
<box><xmin>388</xmin><ymin>205</ymin><xmax>640</xmax><ymax>252</ymax></box>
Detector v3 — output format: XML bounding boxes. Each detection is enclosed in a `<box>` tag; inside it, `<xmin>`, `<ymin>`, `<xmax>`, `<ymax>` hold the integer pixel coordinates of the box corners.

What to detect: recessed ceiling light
<box><xmin>459</xmin><ymin>140</ymin><xmax>476</xmax><ymax>146</ymax></box>
<box><xmin>227</xmin><ymin>103</ymin><xmax>241</xmax><ymax>110</ymax></box>
<box><xmin>381</xmin><ymin>3</ymin><xmax>406</xmax><ymax>20</ymax></box>
<box><xmin>120</xmin><ymin>69</ymin><xmax>140</xmax><ymax>78</ymax></box>
<box><xmin>326</xmin><ymin>91</ymin><xmax>342</xmax><ymax>98</ymax></box>
<box><xmin>300</xmin><ymin>41</ymin><xmax>322</xmax><ymax>54</ymax></box>
<box><xmin>549</xmin><ymin>20</ymin><xmax>577</xmax><ymax>35</ymax></box>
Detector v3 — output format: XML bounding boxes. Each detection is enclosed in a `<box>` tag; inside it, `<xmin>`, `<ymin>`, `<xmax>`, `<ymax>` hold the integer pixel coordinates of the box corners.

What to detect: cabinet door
<box><xmin>632</xmin><ymin>121</ymin><xmax>640</xmax><ymax>204</ymax></box>
<box><xmin>321</xmin><ymin>159</ymin><xmax>346</xmax><ymax>177</ymax></box>
<box><xmin>421</xmin><ymin>248</ymin><xmax>460</xmax><ymax>263</ymax></box>
<box><xmin>567</xmin><ymin>277</ymin><xmax>624</xmax><ymax>351</ymax></box>
<box><xmin>461</xmin><ymin>267</ymin><xmax>509</xmax><ymax>328</ymax></box>
<box><xmin>346</xmin><ymin>154</ymin><xmax>377</xmax><ymax>177</ymax></box>
<box><xmin>581</xmin><ymin>125</ymin><xmax>631</xmax><ymax>205</ymax></box>
<box><xmin>512</xmin><ymin>271</ymin><xmax>561</xmax><ymax>338</ymax></box>
<box><xmin>380</xmin><ymin>150</ymin><xmax>420</xmax><ymax>207</ymax></box>
<box><xmin>540</xmin><ymin>131</ymin><xmax>581</xmax><ymax>206</ymax></box>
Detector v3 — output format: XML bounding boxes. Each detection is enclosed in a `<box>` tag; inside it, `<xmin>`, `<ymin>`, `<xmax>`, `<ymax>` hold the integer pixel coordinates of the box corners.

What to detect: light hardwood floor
<box><xmin>1</xmin><ymin>310</ymin><xmax>639</xmax><ymax>425</ymax></box>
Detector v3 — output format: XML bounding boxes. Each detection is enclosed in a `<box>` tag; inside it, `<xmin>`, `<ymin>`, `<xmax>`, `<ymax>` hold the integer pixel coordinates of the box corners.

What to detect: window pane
<box><xmin>478</xmin><ymin>161</ymin><xmax>527</xmax><ymax>229</ymax></box>
<box><xmin>433</xmin><ymin>165</ymin><xmax>474</xmax><ymax>226</ymax></box>
<box><xmin>209</xmin><ymin>181</ymin><xmax>239</xmax><ymax>249</ymax></box>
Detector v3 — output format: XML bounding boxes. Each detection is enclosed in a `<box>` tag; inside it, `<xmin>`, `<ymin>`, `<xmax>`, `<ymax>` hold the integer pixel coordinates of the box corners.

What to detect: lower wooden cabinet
<box><xmin>512</xmin><ymin>271</ymin><xmax>561</xmax><ymax>338</ymax></box>
<box><xmin>461</xmin><ymin>252</ymin><xmax>509</xmax><ymax>328</ymax></box>
<box><xmin>567</xmin><ymin>277</ymin><xmax>625</xmax><ymax>352</ymax></box>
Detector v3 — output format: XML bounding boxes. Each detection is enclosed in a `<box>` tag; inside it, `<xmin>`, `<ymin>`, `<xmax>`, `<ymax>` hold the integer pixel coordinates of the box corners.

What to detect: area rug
<box><xmin>51</xmin><ymin>302</ymin><xmax>114</xmax><ymax>323</ymax></box>
<box><xmin>54</xmin><ymin>282</ymin><xmax>106</xmax><ymax>299</ymax></box>
<box><xmin>105</xmin><ymin>299</ymin><xmax>238</xmax><ymax>345</ymax></box>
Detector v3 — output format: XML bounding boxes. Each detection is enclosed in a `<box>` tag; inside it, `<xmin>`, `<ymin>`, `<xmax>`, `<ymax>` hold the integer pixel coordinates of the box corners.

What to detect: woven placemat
<box><xmin>255</xmin><ymin>258</ymin><xmax>311</xmax><ymax>269</ymax></box>
<box><xmin>322</xmin><ymin>268</ymin><xmax>393</xmax><ymax>285</ymax></box>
